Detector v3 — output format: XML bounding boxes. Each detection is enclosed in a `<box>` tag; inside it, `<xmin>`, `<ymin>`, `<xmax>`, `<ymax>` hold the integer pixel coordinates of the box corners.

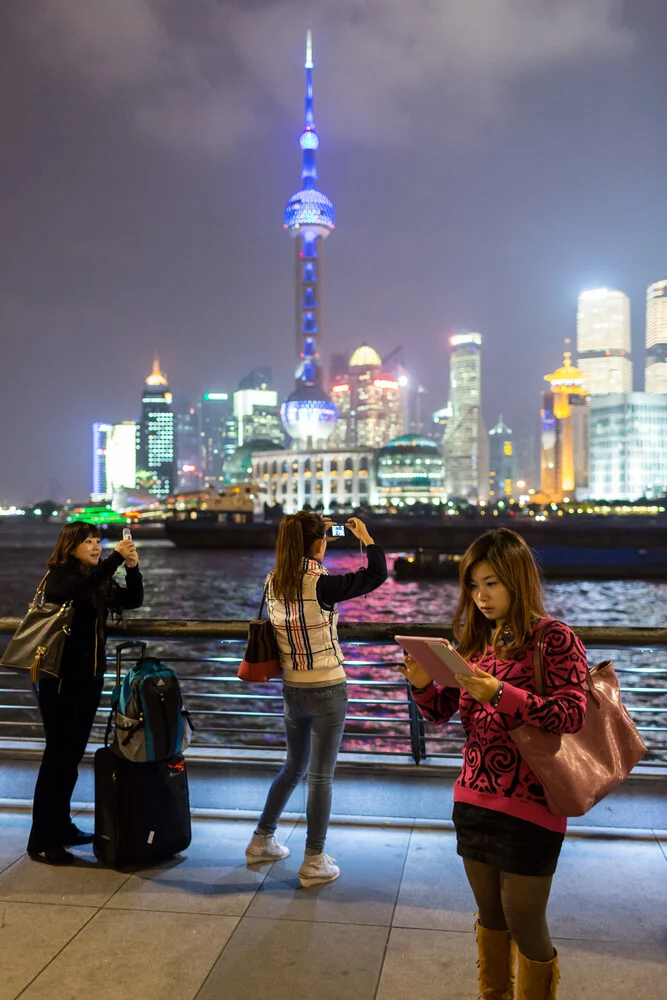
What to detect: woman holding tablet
<box><xmin>398</xmin><ymin>528</ymin><xmax>587</xmax><ymax>1000</ymax></box>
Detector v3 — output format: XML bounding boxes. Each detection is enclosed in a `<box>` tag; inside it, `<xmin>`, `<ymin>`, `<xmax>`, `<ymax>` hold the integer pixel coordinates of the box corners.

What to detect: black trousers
<box><xmin>28</xmin><ymin>673</ymin><xmax>104</xmax><ymax>852</ymax></box>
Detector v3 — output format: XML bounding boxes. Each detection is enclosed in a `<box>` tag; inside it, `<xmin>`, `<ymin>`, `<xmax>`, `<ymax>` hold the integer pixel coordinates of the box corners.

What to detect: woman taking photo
<box><xmin>27</xmin><ymin>522</ymin><xmax>143</xmax><ymax>865</ymax></box>
<box><xmin>245</xmin><ymin>511</ymin><xmax>387</xmax><ymax>886</ymax></box>
<box><xmin>399</xmin><ymin>528</ymin><xmax>587</xmax><ymax>1000</ymax></box>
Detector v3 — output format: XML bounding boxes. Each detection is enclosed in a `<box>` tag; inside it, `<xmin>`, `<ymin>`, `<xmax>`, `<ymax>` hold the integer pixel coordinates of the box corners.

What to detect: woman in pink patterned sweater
<box><xmin>399</xmin><ymin>528</ymin><xmax>587</xmax><ymax>1000</ymax></box>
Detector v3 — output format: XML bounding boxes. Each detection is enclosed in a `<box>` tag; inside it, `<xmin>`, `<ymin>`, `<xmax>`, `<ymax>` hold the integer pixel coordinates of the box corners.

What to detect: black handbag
<box><xmin>237</xmin><ymin>585</ymin><xmax>281</xmax><ymax>683</ymax></box>
<box><xmin>0</xmin><ymin>573</ymin><xmax>74</xmax><ymax>682</ymax></box>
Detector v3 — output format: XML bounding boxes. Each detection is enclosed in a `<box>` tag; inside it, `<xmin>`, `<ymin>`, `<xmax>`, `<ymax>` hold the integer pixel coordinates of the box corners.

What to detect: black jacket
<box><xmin>316</xmin><ymin>544</ymin><xmax>388</xmax><ymax>609</ymax></box>
<box><xmin>44</xmin><ymin>551</ymin><xmax>144</xmax><ymax>679</ymax></box>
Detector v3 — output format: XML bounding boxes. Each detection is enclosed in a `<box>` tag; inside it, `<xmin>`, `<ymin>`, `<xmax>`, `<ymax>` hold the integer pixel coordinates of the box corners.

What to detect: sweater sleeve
<box><xmin>411</xmin><ymin>681</ymin><xmax>461</xmax><ymax>725</ymax></box>
<box><xmin>45</xmin><ymin>551</ymin><xmax>125</xmax><ymax>602</ymax></box>
<box><xmin>316</xmin><ymin>544</ymin><xmax>388</xmax><ymax>608</ymax></box>
<box><xmin>109</xmin><ymin>565</ymin><xmax>144</xmax><ymax>611</ymax></box>
<box><xmin>496</xmin><ymin>623</ymin><xmax>588</xmax><ymax>734</ymax></box>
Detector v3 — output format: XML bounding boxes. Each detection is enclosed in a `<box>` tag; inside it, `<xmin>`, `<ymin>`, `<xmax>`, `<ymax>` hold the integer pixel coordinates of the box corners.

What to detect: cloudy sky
<box><xmin>1</xmin><ymin>0</ymin><xmax>666</xmax><ymax>501</ymax></box>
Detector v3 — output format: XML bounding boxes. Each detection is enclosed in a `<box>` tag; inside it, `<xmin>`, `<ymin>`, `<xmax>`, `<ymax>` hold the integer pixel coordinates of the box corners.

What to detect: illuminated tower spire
<box><xmin>281</xmin><ymin>31</ymin><xmax>337</xmax><ymax>447</ymax></box>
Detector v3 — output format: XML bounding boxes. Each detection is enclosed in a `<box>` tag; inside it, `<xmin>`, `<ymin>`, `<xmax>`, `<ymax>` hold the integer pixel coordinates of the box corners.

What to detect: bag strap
<box><xmin>531</xmin><ymin>619</ymin><xmax>557</xmax><ymax>697</ymax></box>
<box><xmin>30</xmin><ymin>573</ymin><xmax>50</xmax><ymax>609</ymax></box>
<box><xmin>533</xmin><ymin>618</ymin><xmax>597</xmax><ymax>702</ymax></box>
<box><xmin>257</xmin><ymin>583</ymin><xmax>269</xmax><ymax>620</ymax></box>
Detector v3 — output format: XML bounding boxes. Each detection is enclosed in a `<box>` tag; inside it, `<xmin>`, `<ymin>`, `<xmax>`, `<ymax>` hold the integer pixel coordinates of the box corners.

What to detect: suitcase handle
<box><xmin>114</xmin><ymin>641</ymin><xmax>147</xmax><ymax>685</ymax></box>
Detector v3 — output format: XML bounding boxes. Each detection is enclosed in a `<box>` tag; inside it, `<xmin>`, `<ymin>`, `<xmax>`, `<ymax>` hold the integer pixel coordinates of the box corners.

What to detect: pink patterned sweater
<box><xmin>412</xmin><ymin>620</ymin><xmax>588</xmax><ymax>833</ymax></box>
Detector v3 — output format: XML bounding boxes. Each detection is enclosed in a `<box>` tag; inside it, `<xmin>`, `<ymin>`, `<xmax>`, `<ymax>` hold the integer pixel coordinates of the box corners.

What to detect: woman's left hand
<box><xmin>124</xmin><ymin>544</ymin><xmax>139</xmax><ymax>568</ymax></box>
<box><xmin>455</xmin><ymin>666</ymin><xmax>500</xmax><ymax>704</ymax></box>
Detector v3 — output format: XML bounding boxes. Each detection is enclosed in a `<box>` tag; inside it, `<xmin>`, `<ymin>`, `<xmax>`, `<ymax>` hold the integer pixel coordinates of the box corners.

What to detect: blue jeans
<box><xmin>257</xmin><ymin>682</ymin><xmax>348</xmax><ymax>853</ymax></box>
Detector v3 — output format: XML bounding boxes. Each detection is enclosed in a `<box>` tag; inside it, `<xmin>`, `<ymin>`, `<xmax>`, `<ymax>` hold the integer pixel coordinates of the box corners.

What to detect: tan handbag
<box><xmin>509</xmin><ymin>622</ymin><xmax>647</xmax><ymax>817</ymax></box>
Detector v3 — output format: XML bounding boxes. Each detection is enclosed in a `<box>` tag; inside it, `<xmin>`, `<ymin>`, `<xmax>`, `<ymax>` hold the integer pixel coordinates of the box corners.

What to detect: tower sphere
<box><xmin>280</xmin><ymin>384</ymin><xmax>338</xmax><ymax>443</ymax></box>
<box><xmin>283</xmin><ymin>188</ymin><xmax>335</xmax><ymax>239</ymax></box>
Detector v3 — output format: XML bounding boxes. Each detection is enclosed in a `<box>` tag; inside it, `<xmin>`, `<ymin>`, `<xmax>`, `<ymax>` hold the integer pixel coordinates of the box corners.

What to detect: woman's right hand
<box><xmin>397</xmin><ymin>653</ymin><xmax>433</xmax><ymax>690</ymax></box>
<box><xmin>346</xmin><ymin>517</ymin><xmax>374</xmax><ymax>545</ymax></box>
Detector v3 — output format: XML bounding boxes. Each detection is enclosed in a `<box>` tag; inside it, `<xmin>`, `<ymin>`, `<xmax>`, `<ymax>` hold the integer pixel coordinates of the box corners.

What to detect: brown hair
<box><xmin>452</xmin><ymin>528</ymin><xmax>547</xmax><ymax>660</ymax></box>
<box><xmin>48</xmin><ymin>522</ymin><xmax>100</xmax><ymax>567</ymax></box>
<box><xmin>271</xmin><ymin>511</ymin><xmax>326</xmax><ymax>603</ymax></box>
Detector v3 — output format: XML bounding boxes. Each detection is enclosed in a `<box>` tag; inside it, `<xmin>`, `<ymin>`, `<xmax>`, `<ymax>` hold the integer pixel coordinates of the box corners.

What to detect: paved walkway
<box><xmin>1</xmin><ymin>805</ymin><xmax>666</xmax><ymax>1000</ymax></box>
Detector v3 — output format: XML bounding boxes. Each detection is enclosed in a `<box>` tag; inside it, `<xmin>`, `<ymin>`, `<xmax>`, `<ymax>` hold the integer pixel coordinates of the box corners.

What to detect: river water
<box><xmin>1</xmin><ymin>535</ymin><xmax>665</xmax><ymax>759</ymax></box>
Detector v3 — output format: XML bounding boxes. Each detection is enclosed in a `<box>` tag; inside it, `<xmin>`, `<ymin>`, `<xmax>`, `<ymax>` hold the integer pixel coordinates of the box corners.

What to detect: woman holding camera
<box><xmin>399</xmin><ymin>528</ymin><xmax>587</xmax><ymax>999</ymax></box>
<box><xmin>245</xmin><ymin>511</ymin><xmax>387</xmax><ymax>886</ymax></box>
<box><xmin>27</xmin><ymin>522</ymin><xmax>143</xmax><ymax>865</ymax></box>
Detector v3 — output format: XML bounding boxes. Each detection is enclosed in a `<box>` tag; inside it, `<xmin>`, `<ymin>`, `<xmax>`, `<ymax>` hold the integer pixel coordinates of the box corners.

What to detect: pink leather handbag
<box><xmin>509</xmin><ymin>622</ymin><xmax>647</xmax><ymax>817</ymax></box>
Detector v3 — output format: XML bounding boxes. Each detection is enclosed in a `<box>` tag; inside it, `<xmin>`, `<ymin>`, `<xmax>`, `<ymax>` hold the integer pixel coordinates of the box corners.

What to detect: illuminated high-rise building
<box><xmin>280</xmin><ymin>31</ymin><xmax>338</xmax><ymax>448</ymax></box>
<box><xmin>201</xmin><ymin>392</ymin><xmax>235</xmax><ymax>487</ymax></box>
<box><xmin>589</xmin><ymin>394</ymin><xmax>667</xmax><ymax>499</ymax></box>
<box><xmin>645</xmin><ymin>279</ymin><xmax>667</xmax><ymax>393</ymax></box>
<box><xmin>136</xmin><ymin>357</ymin><xmax>175</xmax><ymax>498</ymax></box>
<box><xmin>488</xmin><ymin>417</ymin><xmax>517</xmax><ymax>500</ymax></box>
<box><xmin>92</xmin><ymin>421</ymin><xmax>137</xmax><ymax>501</ymax></box>
<box><xmin>330</xmin><ymin>344</ymin><xmax>403</xmax><ymax>448</ymax></box>
<box><xmin>443</xmin><ymin>333</ymin><xmax>489</xmax><ymax>501</ymax></box>
<box><xmin>174</xmin><ymin>399</ymin><xmax>201</xmax><ymax>491</ymax></box>
<box><xmin>576</xmin><ymin>288</ymin><xmax>632</xmax><ymax>395</ymax></box>
<box><xmin>540</xmin><ymin>351</ymin><xmax>589</xmax><ymax>501</ymax></box>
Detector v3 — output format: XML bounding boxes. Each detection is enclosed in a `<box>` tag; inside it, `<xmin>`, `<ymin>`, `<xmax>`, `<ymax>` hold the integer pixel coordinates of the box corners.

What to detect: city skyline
<box><xmin>2</xmin><ymin>1</ymin><xmax>667</xmax><ymax>501</ymax></box>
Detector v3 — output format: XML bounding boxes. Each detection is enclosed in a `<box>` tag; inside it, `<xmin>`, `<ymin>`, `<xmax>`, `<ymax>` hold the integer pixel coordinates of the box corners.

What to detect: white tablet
<box><xmin>394</xmin><ymin>635</ymin><xmax>475</xmax><ymax>688</ymax></box>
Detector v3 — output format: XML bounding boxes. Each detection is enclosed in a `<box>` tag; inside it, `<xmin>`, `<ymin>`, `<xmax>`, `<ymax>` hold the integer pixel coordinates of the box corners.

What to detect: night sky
<box><xmin>2</xmin><ymin>1</ymin><xmax>666</xmax><ymax>503</ymax></box>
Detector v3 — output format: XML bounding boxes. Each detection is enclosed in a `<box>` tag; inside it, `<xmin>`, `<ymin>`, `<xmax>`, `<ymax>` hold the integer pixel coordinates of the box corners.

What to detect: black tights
<box><xmin>464</xmin><ymin>858</ymin><xmax>555</xmax><ymax>963</ymax></box>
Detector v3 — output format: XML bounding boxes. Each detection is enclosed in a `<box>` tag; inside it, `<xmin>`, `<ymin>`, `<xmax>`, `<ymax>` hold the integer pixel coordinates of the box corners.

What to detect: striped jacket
<box><xmin>267</xmin><ymin>559</ymin><xmax>346</xmax><ymax>686</ymax></box>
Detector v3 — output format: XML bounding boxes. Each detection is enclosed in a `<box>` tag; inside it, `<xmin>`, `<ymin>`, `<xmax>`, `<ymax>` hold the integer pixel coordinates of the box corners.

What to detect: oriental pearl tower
<box><xmin>280</xmin><ymin>30</ymin><xmax>338</xmax><ymax>448</ymax></box>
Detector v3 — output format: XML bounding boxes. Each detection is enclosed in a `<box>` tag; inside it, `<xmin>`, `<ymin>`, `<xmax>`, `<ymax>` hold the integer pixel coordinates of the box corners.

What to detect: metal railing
<box><xmin>1</xmin><ymin>619</ymin><xmax>667</xmax><ymax>765</ymax></box>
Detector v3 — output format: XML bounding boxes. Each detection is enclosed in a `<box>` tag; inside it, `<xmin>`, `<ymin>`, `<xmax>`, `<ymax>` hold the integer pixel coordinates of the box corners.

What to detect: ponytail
<box><xmin>271</xmin><ymin>511</ymin><xmax>326</xmax><ymax>602</ymax></box>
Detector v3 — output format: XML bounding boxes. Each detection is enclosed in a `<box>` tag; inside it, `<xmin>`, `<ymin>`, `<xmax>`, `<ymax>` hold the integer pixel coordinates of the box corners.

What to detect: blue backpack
<box><xmin>108</xmin><ymin>657</ymin><xmax>193</xmax><ymax>763</ymax></box>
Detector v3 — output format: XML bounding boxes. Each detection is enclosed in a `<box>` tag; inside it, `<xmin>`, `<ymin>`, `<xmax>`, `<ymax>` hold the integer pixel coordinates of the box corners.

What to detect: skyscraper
<box><xmin>576</xmin><ymin>288</ymin><xmax>632</xmax><ymax>395</ymax></box>
<box><xmin>443</xmin><ymin>333</ymin><xmax>489</xmax><ymax>501</ymax></box>
<box><xmin>330</xmin><ymin>344</ymin><xmax>403</xmax><ymax>448</ymax></box>
<box><xmin>645</xmin><ymin>279</ymin><xmax>667</xmax><ymax>393</ymax></box>
<box><xmin>136</xmin><ymin>358</ymin><xmax>175</xmax><ymax>498</ymax></box>
<box><xmin>280</xmin><ymin>31</ymin><xmax>338</xmax><ymax>448</ymax></box>
<box><xmin>201</xmin><ymin>392</ymin><xmax>234</xmax><ymax>487</ymax></box>
<box><xmin>589</xmin><ymin>394</ymin><xmax>667</xmax><ymax>499</ymax></box>
<box><xmin>174</xmin><ymin>399</ymin><xmax>201</xmax><ymax>491</ymax></box>
<box><xmin>488</xmin><ymin>417</ymin><xmax>517</xmax><ymax>500</ymax></box>
<box><xmin>92</xmin><ymin>421</ymin><xmax>137</xmax><ymax>501</ymax></box>
<box><xmin>540</xmin><ymin>352</ymin><xmax>589</xmax><ymax>501</ymax></box>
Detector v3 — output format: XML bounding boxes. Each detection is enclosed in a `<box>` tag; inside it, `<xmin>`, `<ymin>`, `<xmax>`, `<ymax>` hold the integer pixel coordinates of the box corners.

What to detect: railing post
<box><xmin>406</xmin><ymin>681</ymin><xmax>426</xmax><ymax>764</ymax></box>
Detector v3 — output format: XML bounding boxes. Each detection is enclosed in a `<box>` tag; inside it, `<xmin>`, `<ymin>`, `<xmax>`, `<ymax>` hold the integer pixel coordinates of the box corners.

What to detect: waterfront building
<box><xmin>376</xmin><ymin>435</ymin><xmax>444</xmax><ymax>507</ymax></box>
<box><xmin>576</xmin><ymin>288</ymin><xmax>632</xmax><ymax>395</ymax></box>
<box><xmin>280</xmin><ymin>31</ymin><xmax>338</xmax><ymax>448</ymax></box>
<box><xmin>136</xmin><ymin>357</ymin><xmax>175</xmax><ymax>498</ymax></box>
<box><xmin>540</xmin><ymin>352</ymin><xmax>589</xmax><ymax>502</ymax></box>
<box><xmin>92</xmin><ymin>422</ymin><xmax>137</xmax><ymax>501</ymax></box>
<box><xmin>174</xmin><ymin>400</ymin><xmax>201</xmax><ymax>492</ymax></box>
<box><xmin>330</xmin><ymin>345</ymin><xmax>403</xmax><ymax>448</ymax></box>
<box><xmin>443</xmin><ymin>333</ymin><xmax>489</xmax><ymax>502</ymax></box>
<box><xmin>252</xmin><ymin>447</ymin><xmax>376</xmax><ymax>513</ymax></box>
<box><xmin>488</xmin><ymin>417</ymin><xmax>518</xmax><ymax>500</ymax></box>
<box><xmin>233</xmin><ymin>377</ymin><xmax>283</xmax><ymax>448</ymax></box>
<box><xmin>645</xmin><ymin>279</ymin><xmax>667</xmax><ymax>393</ymax></box>
<box><xmin>589</xmin><ymin>394</ymin><xmax>667</xmax><ymax>500</ymax></box>
<box><xmin>201</xmin><ymin>392</ymin><xmax>236</xmax><ymax>487</ymax></box>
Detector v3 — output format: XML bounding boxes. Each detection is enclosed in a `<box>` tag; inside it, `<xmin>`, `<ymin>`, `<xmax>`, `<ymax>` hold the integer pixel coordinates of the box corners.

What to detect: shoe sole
<box><xmin>298</xmin><ymin>870</ymin><xmax>340</xmax><ymax>888</ymax></box>
<box><xmin>245</xmin><ymin>850</ymin><xmax>290</xmax><ymax>865</ymax></box>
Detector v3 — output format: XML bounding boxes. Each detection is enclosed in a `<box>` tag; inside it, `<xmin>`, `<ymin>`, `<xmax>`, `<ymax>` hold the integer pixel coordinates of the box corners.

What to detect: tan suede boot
<box><xmin>516</xmin><ymin>949</ymin><xmax>559</xmax><ymax>999</ymax></box>
<box><xmin>476</xmin><ymin>920</ymin><xmax>517</xmax><ymax>999</ymax></box>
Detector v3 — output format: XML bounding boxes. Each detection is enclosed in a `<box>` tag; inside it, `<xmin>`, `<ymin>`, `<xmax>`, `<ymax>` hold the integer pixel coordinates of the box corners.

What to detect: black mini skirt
<box><xmin>452</xmin><ymin>802</ymin><xmax>564</xmax><ymax>877</ymax></box>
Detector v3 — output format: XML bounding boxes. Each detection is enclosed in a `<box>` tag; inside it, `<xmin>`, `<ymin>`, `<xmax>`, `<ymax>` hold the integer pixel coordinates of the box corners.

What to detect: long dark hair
<box><xmin>271</xmin><ymin>511</ymin><xmax>326</xmax><ymax>603</ymax></box>
<box><xmin>48</xmin><ymin>523</ymin><xmax>100</xmax><ymax>567</ymax></box>
<box><xmin>453</xmin><ymin>528</ymin><xmax>547</xmax><ymax>660</ymax></box>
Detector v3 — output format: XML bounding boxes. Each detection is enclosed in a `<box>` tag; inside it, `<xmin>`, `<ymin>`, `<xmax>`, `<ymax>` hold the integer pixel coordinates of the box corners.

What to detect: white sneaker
<box><xmin>245</xmin><ymin>832</ymin><xmax>290</xmax><ymax>864</ymax></box>
<box><xmin>298</xmin><ymin>852</ymin><xmax>340</xmax><ymax>887</ymax></box>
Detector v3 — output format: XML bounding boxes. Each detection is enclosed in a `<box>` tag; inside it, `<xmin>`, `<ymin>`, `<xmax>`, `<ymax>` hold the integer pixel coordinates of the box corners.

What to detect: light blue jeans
<box><xmin>257</xmin><ymin>682</ymin><xmax>348</xmax><ymax>853</ymax></box>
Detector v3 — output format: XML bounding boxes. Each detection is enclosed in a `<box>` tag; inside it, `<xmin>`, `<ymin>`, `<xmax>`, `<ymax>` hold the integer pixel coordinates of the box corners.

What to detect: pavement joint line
<box><xmin>2</xmin><ymin>801</ymin><xmax>665</xmax><ymax>841</ymax></box>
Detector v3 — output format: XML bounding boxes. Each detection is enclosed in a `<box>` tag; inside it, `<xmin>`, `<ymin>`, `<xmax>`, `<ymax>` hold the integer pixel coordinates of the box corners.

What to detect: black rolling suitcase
<box><xmin>93</xmin><ymin>642</ymin><xmax>192</xmax><ymax>867</ymax></box>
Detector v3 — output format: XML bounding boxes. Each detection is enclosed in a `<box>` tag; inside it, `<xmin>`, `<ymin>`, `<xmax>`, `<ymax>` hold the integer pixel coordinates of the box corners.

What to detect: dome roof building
<box><xmin>377</xmin><ymin>435</ymin><xmax>444</xmax><ymax>506</ymax></box>
<box><xmin>330</xmin><ymin>343</ymin><xmax>404</xmax><ymax>450</ymax></box>
<box><xmin>349</xmin><ymin>344</ymin><xmax>382</xmax><ymax>368</ymax></box>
